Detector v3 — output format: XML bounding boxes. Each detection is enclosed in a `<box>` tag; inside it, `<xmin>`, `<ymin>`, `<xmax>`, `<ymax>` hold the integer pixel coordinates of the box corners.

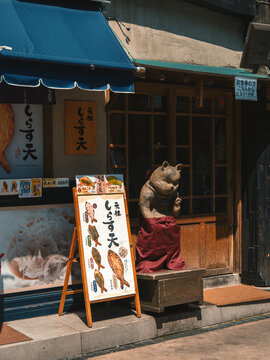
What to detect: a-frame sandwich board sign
<box><xmin>58</xmin><ymin>175</ymin><xmax>141</xmax><ymax>327</ymax></box>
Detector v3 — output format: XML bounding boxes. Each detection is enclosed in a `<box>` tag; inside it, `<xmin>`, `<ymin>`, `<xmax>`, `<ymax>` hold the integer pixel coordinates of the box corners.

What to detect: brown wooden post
<box><xmin>233</xmin><ymin>100</ymin><xmax>242</xmax><ymax>274</ymax></box>
<box><xmin>58</xmin><ymin>227</ymin><xmax>78</xmax><ymax>316</ymax></box>
<box><xmin>123</xmin><ymin>189</ymin><xmax>141</xmax><ymax>318</ymax></box>
<box><xmin>73</xmin><ymin>187</ymin><xmax>93</xmax><ymax>327</ymax></box>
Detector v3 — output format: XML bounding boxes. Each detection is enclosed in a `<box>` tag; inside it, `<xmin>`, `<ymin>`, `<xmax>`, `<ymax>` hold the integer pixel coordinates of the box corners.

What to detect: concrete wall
<box><xmin>108</xmin><ymin>0</ymin><xmax>246</xmax><ymax>68</ymax></box>
<box><xmin>52</xmin><ymin>88</ymin><xmax>107</xmax><ymax>178</ymax></box>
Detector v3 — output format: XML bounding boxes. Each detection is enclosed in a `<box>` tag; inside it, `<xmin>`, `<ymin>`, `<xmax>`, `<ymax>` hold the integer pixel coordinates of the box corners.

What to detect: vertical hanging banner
<box><xmin>235</xmin><ymin>76</ymin><xmax>257</xmax><ymax>101</ymax></box>
<box><xmin>0</xmin><ymin>104</ymin><xmax>43</xmax><ymax>179</ymax></box>
<box><xmin>64</xmin><ymin>100</ymin><xmax>96</xmax><ymax>155</ymax></box>
<box><xmin>59</xmin><ymin>174</ymin><xmax>141</xmax><ymax>327</ymax></box>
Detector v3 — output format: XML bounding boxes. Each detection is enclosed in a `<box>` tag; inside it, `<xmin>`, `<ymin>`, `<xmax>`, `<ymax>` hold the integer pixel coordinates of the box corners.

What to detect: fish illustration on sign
<box><xmin>92</xmin><ymin>247</ymin><xmax>105</xmax><ymax>270</ymax></box>
<box><xmin>106</xmin><ymin>176</ymin><xmax>123</xmax><ymax>187</ymax></box>
<box><xmin>107</xmin><ymin>250</ymin><xmax>130</xmax><ymax>289</ymax></box>
<box><xmin>85</xmin><ymin>201</ymin><xmax>97</xmax><ymax>223</ymax></box>
<box><xmin>88</xmin><ymin>225</ymin><xmax>101</xmax><ymax>246</ymax></box>
<box><xmin>79</xmin><ymin>176</ymin><xmax>96</xmax><ymax>188</ymax></box>
<box><xmin>94</xmin><ymin>269</ymin><xmax>107</xmax><ymax>293</ymax></box>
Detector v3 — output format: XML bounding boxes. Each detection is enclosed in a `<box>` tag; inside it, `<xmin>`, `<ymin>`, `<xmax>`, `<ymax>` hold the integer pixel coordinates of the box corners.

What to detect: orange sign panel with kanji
<box><xmin>65</xmin><ymin>100</ymin><xmax>96</xmax><ymax>155</ymax></box>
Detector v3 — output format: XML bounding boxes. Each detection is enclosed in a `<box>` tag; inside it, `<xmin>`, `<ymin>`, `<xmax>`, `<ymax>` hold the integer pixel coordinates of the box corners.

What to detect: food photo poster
<box><xmin>0</xmin><ymin>205</ymin><xmax>81</xmax><ymax>293</ymax></box>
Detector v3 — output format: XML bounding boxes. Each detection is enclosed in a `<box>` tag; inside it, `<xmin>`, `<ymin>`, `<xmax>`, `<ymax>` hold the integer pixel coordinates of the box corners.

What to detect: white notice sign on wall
<box><xmin>235</xmin><ymin>76</ymin><xmax>257</xmax><ymax>101</ymax></box>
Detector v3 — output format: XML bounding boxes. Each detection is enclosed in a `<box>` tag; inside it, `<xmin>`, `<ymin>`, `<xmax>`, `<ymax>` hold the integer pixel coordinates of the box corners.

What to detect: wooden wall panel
<box><xmin>204</xmin><ymin>222</ymin><xmax>229</xmax><ymax>269</ymax></box>
<box><xmin>180</xmin><ymin>224</ymin><xmax>201</xmax><ymax>268</ymax></box>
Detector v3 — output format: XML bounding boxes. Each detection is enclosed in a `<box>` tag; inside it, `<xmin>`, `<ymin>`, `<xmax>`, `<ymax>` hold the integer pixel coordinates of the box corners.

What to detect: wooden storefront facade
<box><xmin>107</xmin><ymin>75</ymin><xmax>242</xmax><ymax>277</ymax></box>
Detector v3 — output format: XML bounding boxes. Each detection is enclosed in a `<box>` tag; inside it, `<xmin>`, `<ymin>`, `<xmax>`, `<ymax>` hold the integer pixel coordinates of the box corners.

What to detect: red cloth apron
<box><xmin>135</xmin><ymin>216</ymin><xmax>186</xmax><ymax>273</ymax></box>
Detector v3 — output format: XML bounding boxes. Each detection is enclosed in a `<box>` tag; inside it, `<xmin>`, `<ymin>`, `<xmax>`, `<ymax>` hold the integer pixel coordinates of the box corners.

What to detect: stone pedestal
<box><xmin>136</xmin><ymin>268</ymin><xmax>206</xmax><ymax>313</ymax></box>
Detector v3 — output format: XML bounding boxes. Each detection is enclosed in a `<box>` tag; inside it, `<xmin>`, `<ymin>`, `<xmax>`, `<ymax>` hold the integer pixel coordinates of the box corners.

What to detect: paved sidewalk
<box><xmin>1</xmin><ymin>298</ymin><xmax>270</xmax><ymax>360</ymax></box>
<box><xmin>85</xmin><ymin>316</ymin><xmax>270</xmax><ymax>360</ymax></box>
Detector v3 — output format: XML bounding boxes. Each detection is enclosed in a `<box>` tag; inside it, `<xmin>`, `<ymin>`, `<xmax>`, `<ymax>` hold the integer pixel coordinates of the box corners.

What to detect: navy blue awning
<box><xmin>0</xmin><ymin>0</ymin><xmax>135</xmax><ymax>93</ymax></box>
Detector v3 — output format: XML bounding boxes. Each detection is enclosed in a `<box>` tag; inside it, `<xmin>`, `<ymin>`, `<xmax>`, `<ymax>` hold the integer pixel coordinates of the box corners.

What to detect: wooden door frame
<box><xmin>107</xmin><ymin>81</ymin><xmax>241</xmax><ymax>275</ymax></box>
<box><xmin>233</xmin><ymin>100</ymin><xmax>242</xmax><ymax>274</ymax></box>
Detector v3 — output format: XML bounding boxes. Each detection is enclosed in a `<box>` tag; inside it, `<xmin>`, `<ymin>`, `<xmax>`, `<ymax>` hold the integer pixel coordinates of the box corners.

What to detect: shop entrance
<box><xmin>107</xmin><ymin>82</ymin><xmax>234</xmax><ymax>276</ymax></box>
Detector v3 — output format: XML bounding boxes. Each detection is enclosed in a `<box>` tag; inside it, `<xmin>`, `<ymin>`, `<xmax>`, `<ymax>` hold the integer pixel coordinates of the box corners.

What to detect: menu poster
<box><xmin>31</xmin><ymin>178</ymin><xmax>42</xmax><ymax>197</ymax></box>
<box><xmin>76</xmin><ymin>174</ymin><xmax>124</xmax><ymax>195</ymax></box>
<box><xmin>77</xmin><ymin>193</ymin><xmax>135</xmax><ymax>301</ymax></box>
<box><xmin>19</xmin><ymin>178</ymin><xmax>42</xmax><ymax>198</ymax></box>
<box><xmin>0</xmin><ymin>179</ymin><xmax>19</xmax><ymax>195</ymax></box>
<box><xmin>19</xmin><ymin>179</ymin><xmax>31</xmax><ymax>198</ymax></box>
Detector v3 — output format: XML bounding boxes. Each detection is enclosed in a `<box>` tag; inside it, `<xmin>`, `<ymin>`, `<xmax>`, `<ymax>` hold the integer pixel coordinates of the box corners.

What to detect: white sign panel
<box><xmin>57</xmin><ymin>178</ymin><xmax>69</xmax><ymax>187</ymax></box>
<box><xmin>78</xmin><ymin>193</ymin><xmax>135</xmax><ymax>301</ymax></box>
<box><xmin>0</xmin><ymin>104</ymin><xmax>43</xmax><ymax>179</ymax></box>
<box><xmin>235</xmin><ymin>76</ymin><xmax>257</xmax><ymax>101</ymax></box>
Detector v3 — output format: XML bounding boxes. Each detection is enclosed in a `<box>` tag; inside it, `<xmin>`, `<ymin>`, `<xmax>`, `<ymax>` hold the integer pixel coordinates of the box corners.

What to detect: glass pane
<box><xmin>215</xmin><ymin>98</ymin><xmax>227</xmax><ymax>115</ymax></box>
<box><xmin>153</xmin><ymin>95</ymin><xmax>167</xmax><ymax>112</ymax></box>
<box><xmin>111</xmin><ymin>94</ymin><xmax>125</xmax><ymax>110</ymax></box>
<box><xmin>179</xmin><ymin>198</ymin><xmax>189</xmax><ymax>216</ymax></box>
<box><xmin>192</xmin><ymin>97</ymin><xmax>212</xmax><ymax>113</ymax></box>
<box><xmin>215</xmin><ymin>167</ymin><xmax>227</xmax><ymax>195</ymax></box>
<box><xmin>215</xmin><ymin>147</ymin><xmax>227</xmax><ymax>164</ymax></box>
<box><xmin>215</xmin><ymin>118</ymin><xmax>226</xmax><ymax>146</ymax></box>
<box><xmin>176</xmin><ymin>96</ymin><xmax>189</xmax><ymax>113</ymax></box>
<box><xmin>154</xmin><ymin>115</ymin><xmax>167</xmax><ymax>145</ymax></box>
<box><xmin>109</xmin><ymin>148</ymin><xmax>125</xmax><ymax>168</ymax></box>
<box><xmin>193</xmin><ymin>198</ymin><xmax>212</xmax><ymax>215</ymax></box>
<box><xmin>176</xmin><ymin>116</ymin><xmax>189</xmax><ymax>145</ymax></box>
<box><xmin>215</xmin><ymin>198</ymin><xmax>227</xmax><ymax>213</ymax></box>
<box><xmin>109</xmin><ymin>113</ymin><xmax>125</xmax><ymax>145</ymax></box>
<box><xmin>154</xmin><ymin>147</ymin><xmax>168</xmax><ymax>165</ymax></box>
<box><xmin>176</xmin><ymin>148</ymin><xmax>190</xmax><ymax>164</ymax></box>
<box><xmin>179</xmin><ymin>167</ymin><xmax>190</xmax><ymax>196</ymax></box>
<box><xmin>128</xmin><ymin>201</ymin><xmax>140</xmax><ymax>219</ymax></box>
<box><xmin>192</xmin><ymin>117</ymin><xmax>212</xmax><ymax>196</ymax></box>
<box><xmin>128</xmin><ymin>115</ymin><xmax>151</xmax><ymax>198</ymax></box>
<box><xmin>128</xmin><ymin>94</ymin><xmax>151</xmax><ymax>111</ymax></box>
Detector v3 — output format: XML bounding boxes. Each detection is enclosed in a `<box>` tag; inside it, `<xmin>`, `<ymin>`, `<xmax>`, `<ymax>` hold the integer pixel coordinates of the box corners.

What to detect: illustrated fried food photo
<box><xmin>92</xmin><ymin>247</ymin><xmax>105</xmax><ymax>270</ymax></box>
<box><xmin>6</xmin><ymin>215</ymin><xmax>76</xmax><ymax>283</ymax></box>
<box><xmin>79</xmin><ymin>176</ymin><xmax>96</xmax><ymax>188</ymax></box>
<box><xmin>11</xmin><ymin>180</ymin><xmax>18</xmax><ymax>193</ymax></box>
<box><xmin>108</xmin><ymin>250</ymin><xmax>130</xmax><ymax>289</ymax></box>
<box><xmin>94</xmin><ymin>269</ymin><xmax>107</xmax><ymax>293</ymax></box>
<box><xmin>0</xmin><ymin>104</ymin><xmax>15</xmax><ymax>173</ymax></box>
<box><xmin>88</xmin><ymin>225</ymin><xmax>101</xmax><ymax>246</ymax></box>
<box><xmin>106</xmin><ymin>176</ymin><xmax>123</xmax><ymax>187</ymax></box>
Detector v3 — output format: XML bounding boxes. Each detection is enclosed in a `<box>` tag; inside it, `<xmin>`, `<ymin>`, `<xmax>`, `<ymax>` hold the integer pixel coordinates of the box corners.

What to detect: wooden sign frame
<box><xmin>58</xmin><ymin>187</ymin><xmax>141</xmax><ymax>327</ymax></box>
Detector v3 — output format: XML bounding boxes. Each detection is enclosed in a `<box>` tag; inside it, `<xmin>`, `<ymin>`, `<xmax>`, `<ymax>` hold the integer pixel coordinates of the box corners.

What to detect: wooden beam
<box><xmin>233</xmin><ymin>100</ymin><xmax>242</xmax><ymax>274</ymax></box>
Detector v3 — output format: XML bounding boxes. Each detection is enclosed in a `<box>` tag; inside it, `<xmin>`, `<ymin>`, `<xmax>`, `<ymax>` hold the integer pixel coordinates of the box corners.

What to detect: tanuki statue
<box><xmin>136</xmin><ymin>161</ymin><xmax>186</xmax><ymax>273</ymax></box>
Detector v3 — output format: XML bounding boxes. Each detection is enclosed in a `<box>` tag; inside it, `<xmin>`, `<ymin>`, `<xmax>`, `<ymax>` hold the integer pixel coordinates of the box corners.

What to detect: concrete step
<box><xmin>203</xmin><ymin>273</ymin><xmax>241</xmax><ymax>289</ymax></box>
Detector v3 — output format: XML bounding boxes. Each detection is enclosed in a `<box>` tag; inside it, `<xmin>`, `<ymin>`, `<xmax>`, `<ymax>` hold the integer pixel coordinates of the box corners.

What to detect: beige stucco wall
<box><xmin>108</xmin><ymin>0</ymin><xmax>245</xmax><ymax>68</ymax></box>
<box><xmin>52</xmin><ymin>88</ymin><xmax>107</xmax><ymax>178</ymax></box>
